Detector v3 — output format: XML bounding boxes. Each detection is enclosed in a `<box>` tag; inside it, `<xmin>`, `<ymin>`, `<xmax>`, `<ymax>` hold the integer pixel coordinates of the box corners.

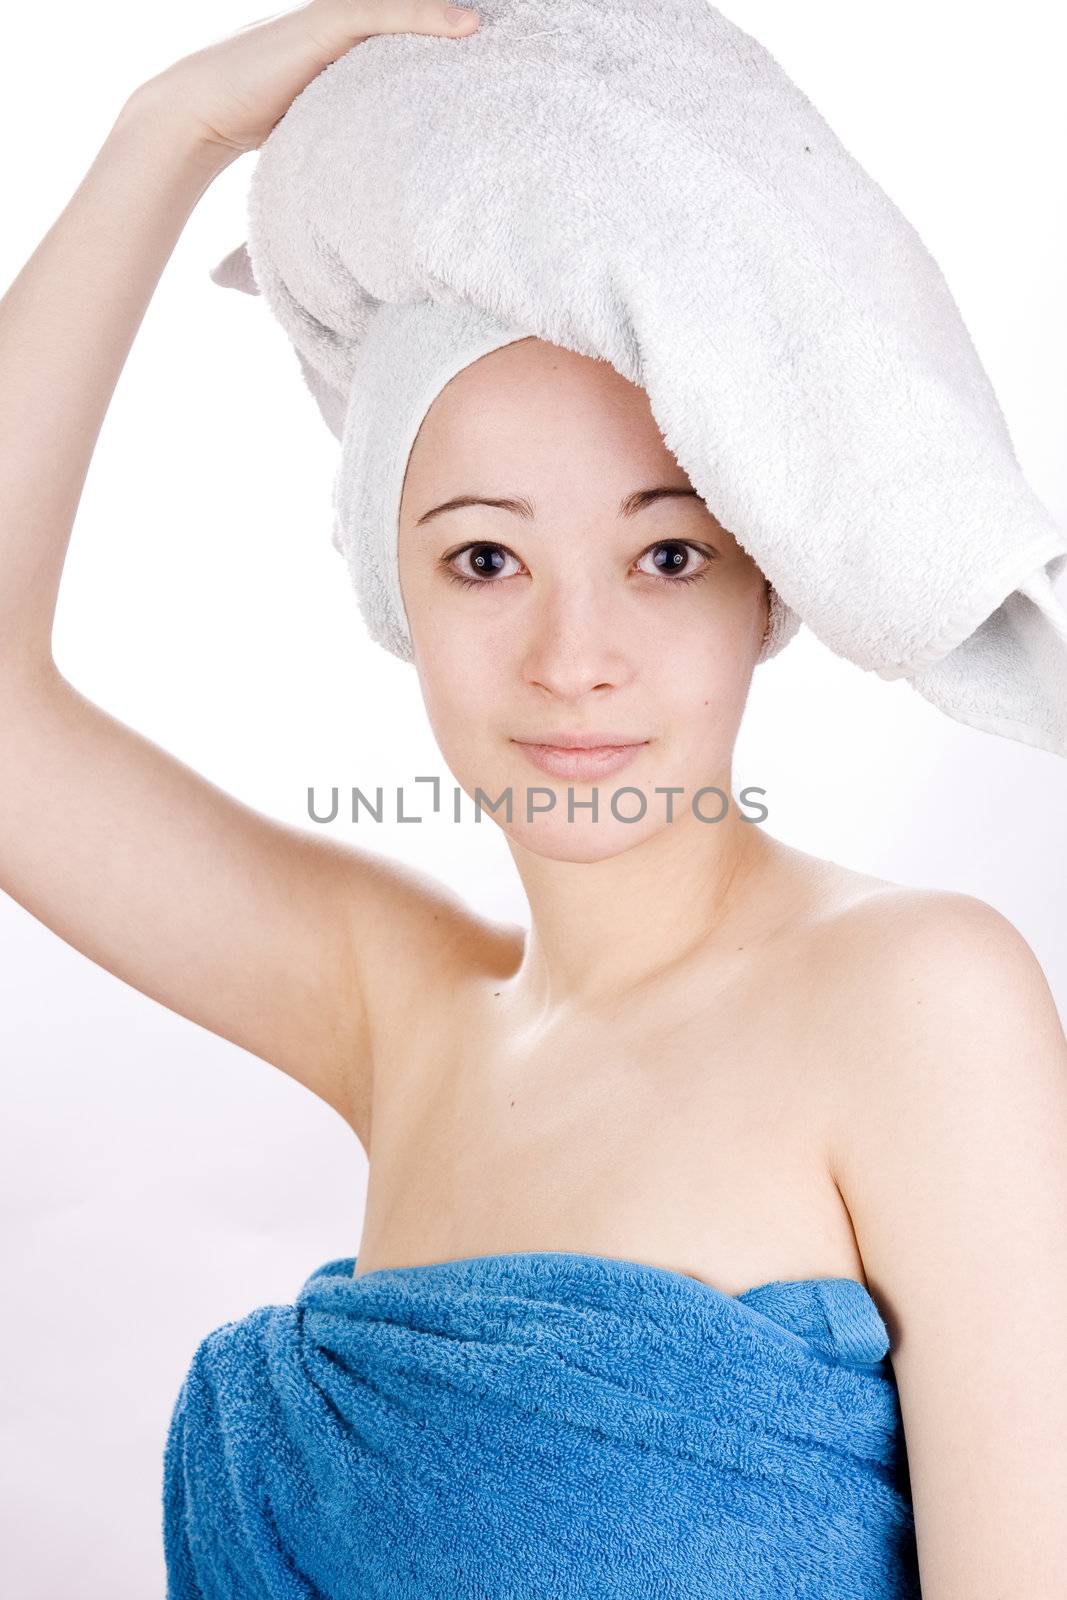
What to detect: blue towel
<box><xmin>162</xmin><ymin>1251</ymin><xmax>921</xmax><ymax>1597</ymax></box>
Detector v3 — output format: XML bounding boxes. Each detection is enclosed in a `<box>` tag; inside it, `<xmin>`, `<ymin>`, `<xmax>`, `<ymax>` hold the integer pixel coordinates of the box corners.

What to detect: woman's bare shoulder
<box><xmin>786</xmin><ymin>854</ymin><xmax>1062</xmax><ymax>1170</ymax></box>
<box><xmin>804</xmin><ymin>863</ymin><xmax>1033</xmax><ymax>975</ymax></box>
<box><xmin>768</xmin><ymin>840</ymin><xmax>1052</xmax><ymax>1074</ymax></box>
<box><xmin>766</xmin><ymin>837</ymin><xmax>1026</xmax><ymax>955</ymax></box>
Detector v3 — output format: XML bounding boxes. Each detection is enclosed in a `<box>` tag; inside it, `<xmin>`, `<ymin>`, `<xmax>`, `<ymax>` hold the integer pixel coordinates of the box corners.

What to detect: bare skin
<box><xmin>2</xmin><ymin>5</ymin><xmax>1066</xmax><ymax>1596</ymax></box>
<box><xmin>352</xmin><ymin>330</ymin><xmax>902</xmax><ymax>1291</ymax></box>
<box><xmin>354</xmin><ymin>838</ymin><xmax>896</xmax><ymax>1294</ymax></box>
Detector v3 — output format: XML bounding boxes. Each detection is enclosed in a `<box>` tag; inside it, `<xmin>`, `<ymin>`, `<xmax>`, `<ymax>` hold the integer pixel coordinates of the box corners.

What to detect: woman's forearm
<box><xmin>0</xmin><ymin>88</ymin><xmax>238</xmax><ymax>678</ymax></box>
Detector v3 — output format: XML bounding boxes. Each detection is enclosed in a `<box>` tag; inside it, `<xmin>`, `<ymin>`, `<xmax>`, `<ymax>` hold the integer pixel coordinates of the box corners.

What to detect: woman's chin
<box><xmin>503</xmin><ymin>819</ymin><xmax>658</xmax><ymax>864</ymax></box>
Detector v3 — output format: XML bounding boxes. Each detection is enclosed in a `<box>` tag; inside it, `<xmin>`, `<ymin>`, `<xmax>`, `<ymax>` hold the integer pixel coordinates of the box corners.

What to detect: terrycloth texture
<box><xmin>210</xmin><ymin>0</ymin><xmax>1067</xmax><ymax>756</ymax></box>
<box><xmin>211</xmin><ymin>256</ymin><xmax>799</xmax><ymax>668</ymax></box>
<box><xmin>163</xmin><ymin>1250</ymin><xmax>921</xmax><ymax>1598</ymax></box>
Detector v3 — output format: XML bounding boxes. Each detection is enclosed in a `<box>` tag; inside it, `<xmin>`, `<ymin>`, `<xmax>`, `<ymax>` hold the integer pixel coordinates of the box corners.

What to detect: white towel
<box><xmin>210</xmin><ymin>0</ymin><xmax>1067</xmax><ymax>757</ymax></box>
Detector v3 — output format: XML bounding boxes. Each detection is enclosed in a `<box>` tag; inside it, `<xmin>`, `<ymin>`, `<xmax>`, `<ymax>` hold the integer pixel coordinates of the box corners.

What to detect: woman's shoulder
<box><xmin>788</xmin><ymin>852</ymin><xmax>1046</xmax><ymax>1041</ymax></box>
<box><xmin>768</xmin><ymin>838</ymin><xmax>1032</xmax><ymax>967</ymax></box>
<box><xmin>801</xmin><ymin>860</ymin><xmax>1038</xmax><ymax>989</ymax></box>
<box><xmin>786</xmin><ymin>852</ymin><xmax>1063</xmax><ymax>1167</ymax></box>
<box><xmin>767</xmin><ymin>839</ymin><xmax>1054</xmax><ymax>1077</ymax></box>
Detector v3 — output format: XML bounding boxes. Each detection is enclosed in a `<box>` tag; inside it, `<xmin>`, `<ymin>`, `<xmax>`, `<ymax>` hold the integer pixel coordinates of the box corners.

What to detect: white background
<box><xmin>1</xmin><ymin>2</ymin><xmax>1064</xmax><ymax>1592</ymax></box>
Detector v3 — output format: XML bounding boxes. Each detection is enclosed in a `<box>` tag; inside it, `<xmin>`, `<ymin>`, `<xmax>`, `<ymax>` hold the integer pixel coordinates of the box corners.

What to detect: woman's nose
<box><xmin>519</xmin><ymin>577</ymin><xmax>634</xmax><ymax>698</ymax></box>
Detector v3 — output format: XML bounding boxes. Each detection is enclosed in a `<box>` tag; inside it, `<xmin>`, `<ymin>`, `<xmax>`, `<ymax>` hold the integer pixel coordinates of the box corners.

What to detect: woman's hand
<box><xmin>137</xmin><ymin>0</ymin><xmax>479</xmax><ymax>157</ymax></box>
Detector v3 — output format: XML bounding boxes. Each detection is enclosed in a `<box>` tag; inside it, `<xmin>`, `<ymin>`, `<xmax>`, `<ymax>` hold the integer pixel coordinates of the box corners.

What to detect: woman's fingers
<box><xmin>141</xmin><ymin>0</ymin><xmax>479</xmax><ymax>156</ymax></box>
<box><xmin>310</xmin><ymin>0</ymin><xmax>479</xmax><ymax>49</ymax></box>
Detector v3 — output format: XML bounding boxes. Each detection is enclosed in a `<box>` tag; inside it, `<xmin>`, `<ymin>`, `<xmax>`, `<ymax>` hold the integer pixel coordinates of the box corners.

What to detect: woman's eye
<box><xmin>441</xmin><ymin>538</ymin><xmax>714</xmax><ymax>590</ymax></box>
<box><xmin>635</xmin><ymin>540</ymin><xmax>713</xmax><ymax>585</ymax></box>
<box><xmin>443</xmin><ymin>543</ymin><xmax>523</xmax><ymax>588</ymax></box>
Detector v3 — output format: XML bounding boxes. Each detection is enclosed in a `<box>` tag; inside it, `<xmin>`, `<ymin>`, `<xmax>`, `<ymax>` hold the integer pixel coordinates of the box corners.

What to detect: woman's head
<box><xmin>396</xmin><ymin>336</ymin><xmax>771</xmax><ymax>863</ymax></box>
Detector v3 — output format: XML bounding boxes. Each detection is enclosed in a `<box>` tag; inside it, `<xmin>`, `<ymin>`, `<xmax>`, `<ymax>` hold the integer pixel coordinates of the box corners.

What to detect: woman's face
<box><xmin>397</xmin><ymin>337</ymin><xmax>769</xmax><ymax>863</ymax></box>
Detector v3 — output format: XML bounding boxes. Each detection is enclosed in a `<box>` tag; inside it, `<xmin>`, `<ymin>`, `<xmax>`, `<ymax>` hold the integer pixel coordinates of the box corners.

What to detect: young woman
<box><xmin>2</xmin><ymin>3</ymin><xmax>1065</xmax><ymax>1596</ymax></box>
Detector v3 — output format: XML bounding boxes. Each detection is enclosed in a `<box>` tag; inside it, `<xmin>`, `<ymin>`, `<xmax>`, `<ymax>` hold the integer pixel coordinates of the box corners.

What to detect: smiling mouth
<box><xmin>510</xmin><ymin>739</ymin><xmax>650</xmax><ymax>779</ymax></box>
<box><xmin>511</xmin><ymin>736</ymin><xmax>649</xmax><ymax>751</ymax></box>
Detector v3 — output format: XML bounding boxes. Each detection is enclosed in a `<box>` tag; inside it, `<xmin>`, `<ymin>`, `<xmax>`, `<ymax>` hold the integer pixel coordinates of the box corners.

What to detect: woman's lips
<box><xmin>512</xmin><ymin>741</ymin><xmax>648</xmax><ymax>779</ymax></box>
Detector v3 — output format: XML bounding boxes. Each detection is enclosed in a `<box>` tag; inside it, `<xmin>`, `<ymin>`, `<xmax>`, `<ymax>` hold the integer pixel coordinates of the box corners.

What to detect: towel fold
<box><xmin>162</xmin><ymin>1251</ymin><xmax>921</xmax><ymax>1598</ymax></box>
<box><xmin>209</xmin><ymin>0</ymin><xmax>1067</xmax><ymax>755</ymax></box>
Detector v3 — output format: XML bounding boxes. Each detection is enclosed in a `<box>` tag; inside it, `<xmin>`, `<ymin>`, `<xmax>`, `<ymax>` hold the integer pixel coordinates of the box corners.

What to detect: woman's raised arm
<box><xmin>0</xmin><ymin>2</ymin><xmax>483</xmax><ymax>1147</ymax></box>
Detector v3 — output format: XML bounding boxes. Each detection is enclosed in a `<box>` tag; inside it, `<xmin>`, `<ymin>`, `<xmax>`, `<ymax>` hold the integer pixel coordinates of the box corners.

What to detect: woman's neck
<box><xmin>505</xmin><ymin>802</ymin><xmax>788</xmax><ymax>1016</ymax></box>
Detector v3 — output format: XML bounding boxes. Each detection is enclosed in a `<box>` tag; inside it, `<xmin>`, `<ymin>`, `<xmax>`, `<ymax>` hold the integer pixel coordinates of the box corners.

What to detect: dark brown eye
<box><xmin>635</xmin><ymin>541</ymin><xmax>714</xmax><ymax>585</ymax></box>
<box><xmin>443</xmin><ymin>543</ymin><xmax>523</xmax><ymax>588</ymax></box>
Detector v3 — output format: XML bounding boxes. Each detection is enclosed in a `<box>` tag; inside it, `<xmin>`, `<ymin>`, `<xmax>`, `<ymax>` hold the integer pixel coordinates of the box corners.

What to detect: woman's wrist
<box><xmin>112</xmin><ymin>77</ymin><xmax>246</xmax><ymax>189</ymax></box>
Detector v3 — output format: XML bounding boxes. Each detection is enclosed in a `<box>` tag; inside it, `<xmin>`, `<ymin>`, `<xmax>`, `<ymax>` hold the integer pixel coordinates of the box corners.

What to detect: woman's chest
<box><xmin>354</xmin><ymin>959</ymin><xmax>866</xmax><ymax>1295</ymax></box>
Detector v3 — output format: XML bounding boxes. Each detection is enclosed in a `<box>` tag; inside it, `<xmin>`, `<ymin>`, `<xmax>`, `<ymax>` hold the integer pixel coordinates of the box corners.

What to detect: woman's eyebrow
<box><xmin>414</xmin><ymin>485</ymin><xmax>701</xmax><ymax>527</ymax></box>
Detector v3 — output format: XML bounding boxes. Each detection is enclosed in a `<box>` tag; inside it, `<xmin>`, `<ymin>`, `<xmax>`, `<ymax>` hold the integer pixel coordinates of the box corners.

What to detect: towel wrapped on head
<box><xmin>163</xmin><ymin>1251</ymin><xmax>922</xmax><ymax>1597</ymax></box>
<box><xmin>211</xmin><ymin>0</ymin><xmax>1067</xmax><ymax>756</ymax></box>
